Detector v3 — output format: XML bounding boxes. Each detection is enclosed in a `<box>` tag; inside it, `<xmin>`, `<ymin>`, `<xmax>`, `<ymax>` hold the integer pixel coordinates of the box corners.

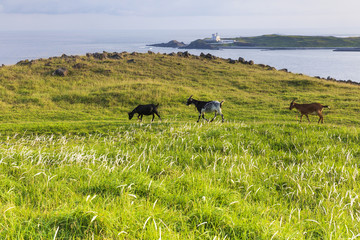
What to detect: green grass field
<box><xmin>0</xmin><ymin>52</ymin><xmax>360</xmax><ymax>239</ymax></box>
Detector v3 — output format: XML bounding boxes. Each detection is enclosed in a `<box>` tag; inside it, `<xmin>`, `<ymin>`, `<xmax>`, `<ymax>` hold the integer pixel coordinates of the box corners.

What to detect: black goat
<box><xmin>186</xmin><ymin>95</ymin><xmax>224</xmax><ymax>122</ymax></box>
<box><xmin>128</xmin><ymin>104</ymin><xmax>161</xmax><ymax>122</ymax></box>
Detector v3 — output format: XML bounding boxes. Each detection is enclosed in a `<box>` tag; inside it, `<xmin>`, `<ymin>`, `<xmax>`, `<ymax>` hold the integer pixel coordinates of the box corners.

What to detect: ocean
<box><xmin>1</xmin><ymin>30</ymin><xmax>360</xmax><ymax>82</ymax></box>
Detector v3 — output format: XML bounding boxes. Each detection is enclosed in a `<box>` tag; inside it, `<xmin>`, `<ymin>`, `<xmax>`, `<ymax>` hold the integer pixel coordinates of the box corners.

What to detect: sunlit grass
<box><xmin>0</xmin><ymin>52</ymin><xmax>359</xmax><ymax>125</ymax></box>
<box><xmin>1</xmin><ymin>122</ymin><xmax>359</xmax><ymax>239</ymax></box>
<box><xmin>0</xmin><ymin>52</ymin><xmax>360</xmax><ymax>238</ymax></box>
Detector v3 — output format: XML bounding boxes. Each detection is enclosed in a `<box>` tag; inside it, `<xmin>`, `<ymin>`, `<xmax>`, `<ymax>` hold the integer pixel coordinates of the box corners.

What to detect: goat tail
<box><xmin>220</xmin><ymin>100</ymin><xmax>225</xmax><ymax>108</ymax></box>
<box><xmin>323</xmin><ymin>105</ymin><xmax>330</xmax><ymax>109</ymax></box>
<box><xmin>155</xmin><ymin>103</ymin><xmax>159</xmax><ymax>108</ymax></box>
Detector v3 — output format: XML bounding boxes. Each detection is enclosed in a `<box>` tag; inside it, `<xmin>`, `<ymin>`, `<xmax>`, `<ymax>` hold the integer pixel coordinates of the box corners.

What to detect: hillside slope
<box><xmin>0</xmin><ymin>52</ymin><xmax>359</xmax><ymax>126</ymax></box>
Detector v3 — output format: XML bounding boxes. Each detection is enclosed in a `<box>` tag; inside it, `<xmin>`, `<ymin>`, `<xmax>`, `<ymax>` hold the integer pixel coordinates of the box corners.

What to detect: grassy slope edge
<box><xmin>0</xmin><ymin>52</ymin><xmax>360</xmax><ymax>239</ymax></box>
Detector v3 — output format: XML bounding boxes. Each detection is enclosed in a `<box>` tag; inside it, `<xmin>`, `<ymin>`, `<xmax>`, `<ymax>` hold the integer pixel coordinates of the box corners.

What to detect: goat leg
<box><xmin>197</xmin><ymin>113</ymin><xmax>201</xmax><ymax>122</ymax></box>
<box><xmin>202</xmin><ymin>114</ymin><xmax>209</xmax><ymax>122</ymax></box>
<box><xmin>210</xmin><ymin>112</ymin><xmax>217</xmax><ymax>122</ymax></box>
<box><xmin>317</xmin><ymin>111</ymin><xmax>323</xmax><ymax>124</ymax></box>
<box><xmin>155</xmin><ymin>112</ymin><xmax>161</xmax><ymax>121</ymax></box>
<box><xmin>318</xmin><ymin>115</ymin><xmax>324</xmax><ymax>124</ymax></box>
<box><xmin>306</xmin><ymin>115</ymin><xmax>310</xmax><ymax>123</ymax></box>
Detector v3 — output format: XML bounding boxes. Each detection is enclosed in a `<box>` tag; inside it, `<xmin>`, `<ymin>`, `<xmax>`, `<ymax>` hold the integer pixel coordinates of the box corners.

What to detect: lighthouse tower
<box><xmin>212</xmin><ymin>33</ymin><xmax>221</xmax><ymax>42</ymax></box>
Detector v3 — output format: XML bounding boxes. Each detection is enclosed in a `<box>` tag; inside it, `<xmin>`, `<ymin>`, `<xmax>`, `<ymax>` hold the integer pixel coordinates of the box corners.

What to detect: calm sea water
<box><xmin>1</xmin><ymin>30</ymin><xmax>360</xmax><ymax>82</ymax></box>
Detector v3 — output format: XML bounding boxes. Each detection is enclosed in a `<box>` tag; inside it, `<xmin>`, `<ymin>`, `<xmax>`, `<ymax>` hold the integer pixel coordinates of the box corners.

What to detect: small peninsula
<box><xmin>149</xmin><ymin>34</ymin><xmax>360</xmax><ymax>50</ymax></box>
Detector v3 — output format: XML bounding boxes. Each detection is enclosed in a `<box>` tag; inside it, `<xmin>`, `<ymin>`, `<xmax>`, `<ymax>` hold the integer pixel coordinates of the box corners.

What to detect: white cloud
<box><xmin>0</xmin><ymin>0</ymin><xmax>359</xmax><ymax>32</ymax></box>
<box><xmin>1</xmin><ymin>0</ymin><xmax>358</xmax><ymax>17</ymax></box>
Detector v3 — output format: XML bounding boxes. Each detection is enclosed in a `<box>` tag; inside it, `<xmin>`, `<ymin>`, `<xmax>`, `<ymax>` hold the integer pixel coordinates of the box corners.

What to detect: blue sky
<box><xmin>0</xmin><ymin>0</ymin><xmax>359</xmax><ymax>34</ymax></box>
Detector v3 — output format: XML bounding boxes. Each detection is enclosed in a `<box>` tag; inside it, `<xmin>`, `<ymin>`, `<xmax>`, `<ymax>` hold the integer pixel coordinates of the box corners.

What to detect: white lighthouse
<box><xmin>212</xmin><ymin>33</ymin><xmax>221</xmax><ymax>42</ymax></box>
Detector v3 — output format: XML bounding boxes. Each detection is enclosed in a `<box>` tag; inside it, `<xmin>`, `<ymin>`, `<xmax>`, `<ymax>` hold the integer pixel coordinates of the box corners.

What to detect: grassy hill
<box><xmin>0</xmin><ymin>51</ymin><xmax>359</xmax><ymax>127</ymax></box>
<box><xmin>225</xmin><ymin>34</ymin><xmax>360</xmax><ymax>48</ymax></box>
<box><xmin>1</xmin><ymin>52</ymin><xmax>360</xmax><ymax>239</ymax></box>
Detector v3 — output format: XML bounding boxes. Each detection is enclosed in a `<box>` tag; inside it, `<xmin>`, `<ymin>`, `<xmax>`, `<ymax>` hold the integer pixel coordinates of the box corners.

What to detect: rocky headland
<box><xmin>148</xmin><ymin>40</ymin><xmax>186</xmax><ymax>48</ymax></box>
<box><xmin>150</xmin><ymin>34</ymin><xmax>360</xmax><ymax>50</ymax></box>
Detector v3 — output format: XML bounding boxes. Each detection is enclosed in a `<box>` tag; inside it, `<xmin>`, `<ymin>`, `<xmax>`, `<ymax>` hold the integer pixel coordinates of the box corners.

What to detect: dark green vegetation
<box><xmin>0</xmin><ymin>52</ymin><xmax>360</xmax><ymax>239</ymax></box>
<box><xmin>221</xmin><ymin>34</ymin><xmax>360</xmax><ymax>48</ymax></box>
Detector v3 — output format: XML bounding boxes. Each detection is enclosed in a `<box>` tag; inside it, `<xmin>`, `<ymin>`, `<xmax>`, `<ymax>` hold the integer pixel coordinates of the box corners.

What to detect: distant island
<box><xmin>149</xmin><ymin>33</ymin><xmax>360</xmax><ymax>51</ymax></box>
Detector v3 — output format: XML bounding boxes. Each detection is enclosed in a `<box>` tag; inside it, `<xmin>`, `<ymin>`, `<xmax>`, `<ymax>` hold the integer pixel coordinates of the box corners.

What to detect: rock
<box><xmin>183</xmin><ymin>51</ymin><xmax>191</xmax><ymax>57</ymax></box>
<box><xmin>228</xmin><ymin>59</ymin><xmax>236</xmax><ymax>64</ymax></box>
<box><xmin>52</xmin><ymin>68</ymin><xmax>68</xmax><ymax>76</ymax></box>
<box><xmin>127</xmin><ymin>59</ymin><xmax>135</xmax><ymax>63</ymax></box>
<box><xmin>200</xmin><ymin>53</ymin><xmax>216</xmax><ymax>60</ymax></box>
<box><xmin>73</xmin><ymin>63</ymin><xmax>87</xmax><ymax>69</ymax></box>
<box><xmin>107</xmin><ymin>52</ymin><xmax>122</xmax><ymax>59</ymax></box>
<box><xmin>176</xmin><ymin>51</ymin><xmax>191</xmax><ymax>57</ymax></box>
<box><xmin>92</xmin><ymin>52</ymin><xmax>106</xmax><ymax>60</ymax></box>
<box><xmin>121</xmin><ymin>52</ymin><xmax>128</xmax><ymax>58</ymax></box>
<box><xmin>238</xmin><ymin>57</ymin><xmax>246</xmax><ymax>64</ymax></box>
<box><xmin>16</xmin><ymin>59</ymin><xmax>32</xmax><ymax>66</ymax></box>
<box><xmin>279</xmin><ymin>68</ymin><xmax>288</xmax><ymax>72</ymax></box>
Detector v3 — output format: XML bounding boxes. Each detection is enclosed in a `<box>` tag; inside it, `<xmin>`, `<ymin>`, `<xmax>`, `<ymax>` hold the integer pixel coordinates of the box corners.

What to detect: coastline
<box><xmin>209</xmin><ymin>46</ymin><xmax>360</xmax><ymax>51</ymax></box>
<box><xmin>149</xmin><ymin>43</ymin><xmax>360</xmax><ymax>51</ymax></box>
<box><xmin>149</xmin><ymin>34</ymin><xmax>360</xmax><ymax>51</ymax></box>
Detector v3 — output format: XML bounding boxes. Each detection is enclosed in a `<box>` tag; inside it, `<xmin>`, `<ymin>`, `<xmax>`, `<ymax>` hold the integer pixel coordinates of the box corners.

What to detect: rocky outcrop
<box><xmin>150</xmin><ymin>39</ymin><xmax>220</xmax><ymax>50</ymax></box>
<box><xmin>16</xmin><ymin>59</ymin><xmax>33</xmax><ymax>66</ymax></box>
<box><xmin>200</xmin><ymin>53</ymin><xmax>217</xmax><ymax>60</ymax></box>
<box><xmin>73</xmin><ymin>63</ymin><xmax>87</xmax><ymax>69</ymax></box>
<box><xmin>177</xmin><ymin>51</ymin><xmax>191</xmax><ymax>57</ymax></box>
<box><xmin>86</xmin><ymin>51</ymin><xmax>125</xmax><ymax>60</ymax></box>
<box><xmin>52</xmin><ymin>68</ymin><xmax>68</xmax><ymax>76</ymax></box>
<box><xmin>182</xmin><ymin>39</ymin><xmax>219</xmax><ymax>50</ymax></box>
<box><xmin>149</xmin><ymin>40</ymin><xmax>186</xmax><ymax>48</ymax></box>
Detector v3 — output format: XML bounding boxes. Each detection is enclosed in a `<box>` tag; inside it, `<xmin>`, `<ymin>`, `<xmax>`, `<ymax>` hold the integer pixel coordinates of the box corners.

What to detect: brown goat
<box><xmin>289</xmin><ymin>100</ymin><xmax>329</xmax><ymax>123</ymax></box>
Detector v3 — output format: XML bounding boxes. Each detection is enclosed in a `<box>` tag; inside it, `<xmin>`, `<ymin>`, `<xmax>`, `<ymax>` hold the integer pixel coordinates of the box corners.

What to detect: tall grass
<box><xmin>1</xmin><ymin>122</ymin><xmax>359</xmax><ymax>239</ymax></box>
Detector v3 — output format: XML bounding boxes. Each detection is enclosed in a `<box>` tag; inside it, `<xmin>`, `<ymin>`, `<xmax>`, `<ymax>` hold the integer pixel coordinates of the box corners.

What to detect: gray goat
<box><xmin>186</xmin><ymin>95</ymin><xmax>224</xmax><ymax>122</ymax></box>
